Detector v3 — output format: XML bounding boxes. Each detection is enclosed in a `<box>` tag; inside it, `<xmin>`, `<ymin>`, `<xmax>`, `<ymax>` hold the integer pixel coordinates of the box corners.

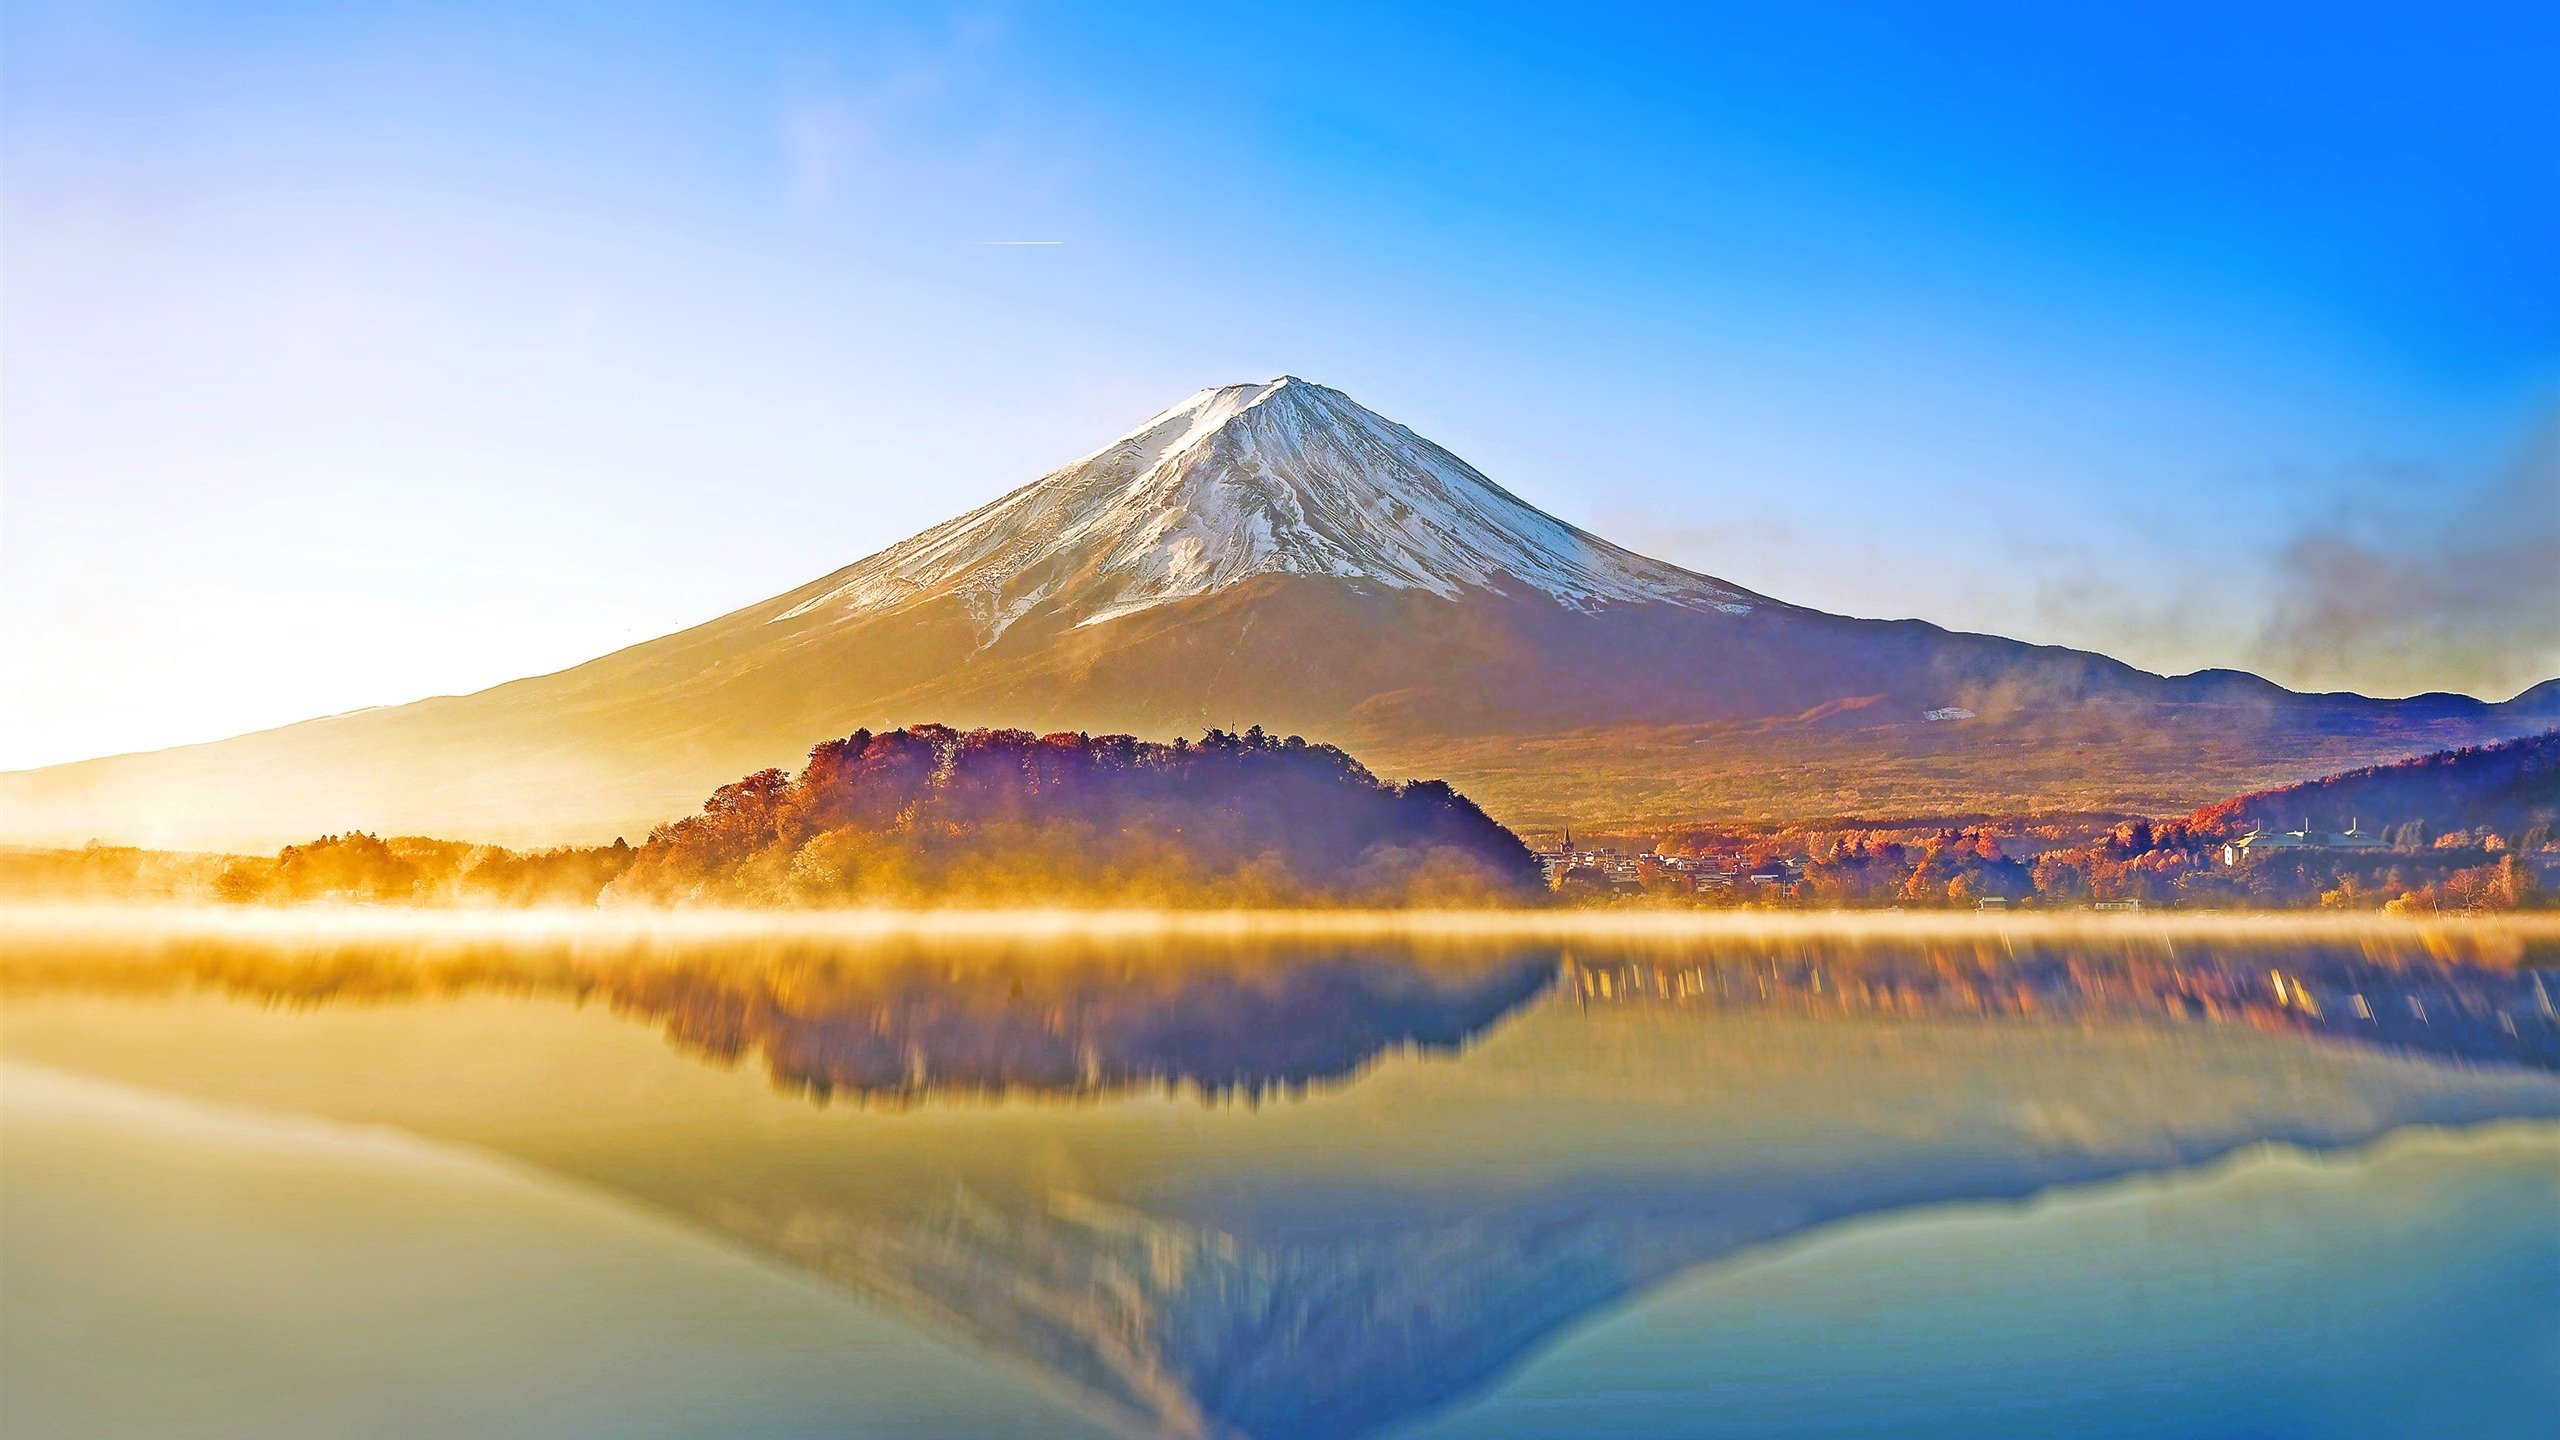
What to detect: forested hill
<box><xmin>2190</xmin><ymin>729</ymin><xmax>2560</xmax><ymax>845</ymax></box>
<box><xmin>607</xmin><ymin>724</ymin><xmax>1544</xmax><ymax>906</ymax></box>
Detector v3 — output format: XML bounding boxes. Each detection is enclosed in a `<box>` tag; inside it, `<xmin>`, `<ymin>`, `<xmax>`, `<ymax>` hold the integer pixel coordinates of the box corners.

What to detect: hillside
<box><xmin>606</xmin><ymin>723</ymin><xmax>1542</xmax><ymax>906</ymax></box>
<box><xmin>5</xmin><ymin>378</ymin><xmax>2554</xmax><ymax>848</ymax></box>
<box><xmin>2192</xmin><ymin>729</ymin><xmax>2560</xmax><ymax>843</ymax></box>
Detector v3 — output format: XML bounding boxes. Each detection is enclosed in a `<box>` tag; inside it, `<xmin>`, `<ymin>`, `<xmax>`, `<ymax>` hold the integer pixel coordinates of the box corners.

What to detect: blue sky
<box><xmin>5</xmin><ymin>1</ymin><xmax>2555</xmax><ymax>766</ymax></box>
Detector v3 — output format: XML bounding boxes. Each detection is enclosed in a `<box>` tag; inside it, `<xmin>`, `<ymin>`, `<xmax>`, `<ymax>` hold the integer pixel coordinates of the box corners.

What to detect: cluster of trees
<box><xmin>2346</xmin><ymin>854</ymin><xmax>2545</xmax><ymax>914</ymax></box>
<box><xmin>1757</xmin><ymin>819</ymin><xmax>2228</xmax><ymax>907</ymax></box>
<box><xmin>216</xmin><ymin>832</ymin><xmax>418</xmax><ymax>902</ymax></box>
<box><xmin>1621</xmin><ymin>816</ymin><xmax>2219</xmax><ymax>908</ymax></box>
<box><xmin>607</xmin><ymin>724</ymin><xmax>1542</xmax><ymax>906</ymax></box>
<box><xmin>209</xmin><ymin>833</ymin><xmax>635</xmax><ymax>905</ymax></box>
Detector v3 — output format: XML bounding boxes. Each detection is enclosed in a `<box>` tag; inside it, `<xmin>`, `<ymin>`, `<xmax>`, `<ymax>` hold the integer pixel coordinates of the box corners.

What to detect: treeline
<box><xmin>213</xmin><ymin>833</ymin><xmax>637</xmax><ymax>905</ymax></box>
<box><xmin>611</xmin><ymin>724</ymin><xmax>1541</xmax><ymax>906</ymax></box>
<box><xmin>0</xmin><ymin>834</ymin><xmax>637</xmax><ymax>906</ymax></box>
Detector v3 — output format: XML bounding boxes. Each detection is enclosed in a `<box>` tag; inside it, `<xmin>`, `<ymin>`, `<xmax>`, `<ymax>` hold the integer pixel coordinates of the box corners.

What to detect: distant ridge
<box><xmin>6</xmin><ymin>378</ymin><xmax>2555</xmax><ymax>848</ymax></box>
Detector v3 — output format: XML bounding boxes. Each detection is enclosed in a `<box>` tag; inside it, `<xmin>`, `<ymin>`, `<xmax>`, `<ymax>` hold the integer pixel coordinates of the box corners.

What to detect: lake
<box><xmin>4</xmin><ymin>911</ymin><xmax>2556</xmax><ymax>1439</ymax></box>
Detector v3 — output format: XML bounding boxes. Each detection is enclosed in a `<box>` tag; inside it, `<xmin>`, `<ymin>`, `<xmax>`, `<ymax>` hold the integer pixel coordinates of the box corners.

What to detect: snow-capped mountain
<box><xmin>775</xmin><ymin>376</ymin><xmax>1755</xmax><ymax>643</ymax></box>
<box><xmin>5</xmin><ymin>378</ymin><xmax>2554</xmax><ymax>849</ymax></box>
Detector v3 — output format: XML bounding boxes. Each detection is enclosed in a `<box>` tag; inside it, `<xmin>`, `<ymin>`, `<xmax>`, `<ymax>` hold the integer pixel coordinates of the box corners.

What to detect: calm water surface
<box><xmin>3</xmin><ymin>918</ymin><xmax>2556</xmax><ymax>1439</ymax></box>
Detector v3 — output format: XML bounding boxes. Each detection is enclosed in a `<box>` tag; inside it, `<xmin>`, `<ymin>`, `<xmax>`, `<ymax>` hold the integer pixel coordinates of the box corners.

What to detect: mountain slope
<box><xmin>6</xmin><ymin>378</ymin><xmax>2555</xmax><ymax>848</ymax></box>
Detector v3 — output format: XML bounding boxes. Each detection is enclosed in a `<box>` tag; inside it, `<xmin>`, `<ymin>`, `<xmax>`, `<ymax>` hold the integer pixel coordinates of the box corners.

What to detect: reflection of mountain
<box><xmin>767</xmin><ymin>1180</ymin><xmax>1698</xmax><ymax>1440</ymax></box>
<box><xmin>726</xmin><ymin>990</ymin><xmax>2560</xmax><ymax>1439</ymax></box>
<box><xmin>7</xmin><ymin>928</ymin><xmax>2560</xmax><ymax>1438</ymax></box>
<box><xmin>586</xmin><ymin>991</ymin><xmax>2560</xmax><ymax>1440</ymax></box>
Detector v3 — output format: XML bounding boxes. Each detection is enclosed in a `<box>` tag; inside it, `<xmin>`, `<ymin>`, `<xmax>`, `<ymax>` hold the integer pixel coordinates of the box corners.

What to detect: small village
<box><xmin>1529</xmin><ymin>790</ymin><xmax>2559</xmax><ymax>911</ymax></box>
<box><xmin>1532</xmin><ymin>828</ymin><xmax>1803</xmax><ymax>895</ymax></box>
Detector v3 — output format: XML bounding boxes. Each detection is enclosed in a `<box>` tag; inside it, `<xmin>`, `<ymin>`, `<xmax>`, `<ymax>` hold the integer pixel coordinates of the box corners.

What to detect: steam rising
<box><xmin>2250</xmin><ymin>420</ymin><xmax>2560</xmax><ymax>699</ymax></box>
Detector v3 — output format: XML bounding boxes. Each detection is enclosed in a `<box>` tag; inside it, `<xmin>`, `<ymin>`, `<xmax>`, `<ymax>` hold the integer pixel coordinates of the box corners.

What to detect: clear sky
<box><xmin>5</xmin><ymin>1</ymin><xmax>2556</xmax><ymax>769</ymax></box>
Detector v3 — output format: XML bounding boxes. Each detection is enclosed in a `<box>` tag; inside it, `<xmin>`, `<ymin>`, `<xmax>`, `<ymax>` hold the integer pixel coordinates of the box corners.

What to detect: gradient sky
<box><xmin>6</xmin><ymin>1</ymin><xmax>2556</xmax><ymax>769</ymax></box>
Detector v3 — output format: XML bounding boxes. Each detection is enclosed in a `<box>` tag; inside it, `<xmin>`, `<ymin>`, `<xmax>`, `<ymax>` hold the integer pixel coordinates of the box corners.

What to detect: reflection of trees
<box><xmin>0</xmin><ymin>931</ymin><xmax>1563</xmax><ymax>1104</ymax></box>
<box><xmin>10</xmin><ymin>926</ymin><xmax>2557</xmax><ymax>1097</ymax></box>
<box><xmin>611</xmin><ymin>943</ymin><xmax>1562</xmax><ymax>1103</ymax></box>
<box><xmin>9</xmin><ymin>925</ymin><xmax>2555</xmax><ymax>1097</ymax></box>
<box><xmin>1554</xmin><ymin>936</ymin><xmax>2560</xmax><ymax>1075</ymax></box>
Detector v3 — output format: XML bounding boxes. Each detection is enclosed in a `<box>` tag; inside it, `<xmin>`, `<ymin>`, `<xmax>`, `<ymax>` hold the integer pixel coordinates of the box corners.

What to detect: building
<box><xmin>1533</xmin><ymin>827</ymin><xmax>1578</xmax><ymax>886</ymax></box>
<box><xmin>2222</xmin><ymin>818</ymin><xmax>2389</xmax><ymax>867</ymax></box>
<box><xmin>1534</xmin><ymin>828</ymin><xmax>1649</xmax><ymax>888</ymax></box>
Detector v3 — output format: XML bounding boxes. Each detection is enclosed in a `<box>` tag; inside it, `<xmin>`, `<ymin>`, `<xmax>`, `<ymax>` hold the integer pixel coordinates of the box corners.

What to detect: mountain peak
<box><xmin>1066</xmin><ymin>375</ymin><xmax>1337</xmax><ymax>476</ymax></box>
<box><xmin>778</xmin><ymin>378</ymin><xmax>1758</xmax><ymax>642</ymax></box>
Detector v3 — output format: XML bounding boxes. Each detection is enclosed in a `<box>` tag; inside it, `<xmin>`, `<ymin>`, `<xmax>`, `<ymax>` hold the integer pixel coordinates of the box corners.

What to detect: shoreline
<box><xmin>5</xmin><ymin>900</ymin><xmax>2558</xmax><ymax>949</ymax></box>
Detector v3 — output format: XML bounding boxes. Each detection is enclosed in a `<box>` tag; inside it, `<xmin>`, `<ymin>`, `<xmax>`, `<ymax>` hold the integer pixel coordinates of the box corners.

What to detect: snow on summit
<box><xmin>780</xmin><ymin>377</ymin><xmax>1756</xmax><ymax>640</ymax></box>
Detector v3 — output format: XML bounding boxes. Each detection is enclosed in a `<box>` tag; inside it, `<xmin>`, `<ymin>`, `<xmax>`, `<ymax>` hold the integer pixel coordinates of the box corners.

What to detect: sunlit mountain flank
<box><xmin>5</xmin><ymin>377</ymin><xmax>2552</xmax><ymax>849</ymax></box>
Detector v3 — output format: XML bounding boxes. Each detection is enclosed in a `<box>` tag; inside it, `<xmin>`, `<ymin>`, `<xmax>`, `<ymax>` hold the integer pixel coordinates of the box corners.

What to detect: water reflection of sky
<box><xmin>1403</xmin><ymin>1123</ymin><xmax>2560</xmax><ymax>1440</ymax></box>
<box><xmin>3</xmin><ymin>923</ymin><xmax>2557</xmax><ymax>1439</ymax></box>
